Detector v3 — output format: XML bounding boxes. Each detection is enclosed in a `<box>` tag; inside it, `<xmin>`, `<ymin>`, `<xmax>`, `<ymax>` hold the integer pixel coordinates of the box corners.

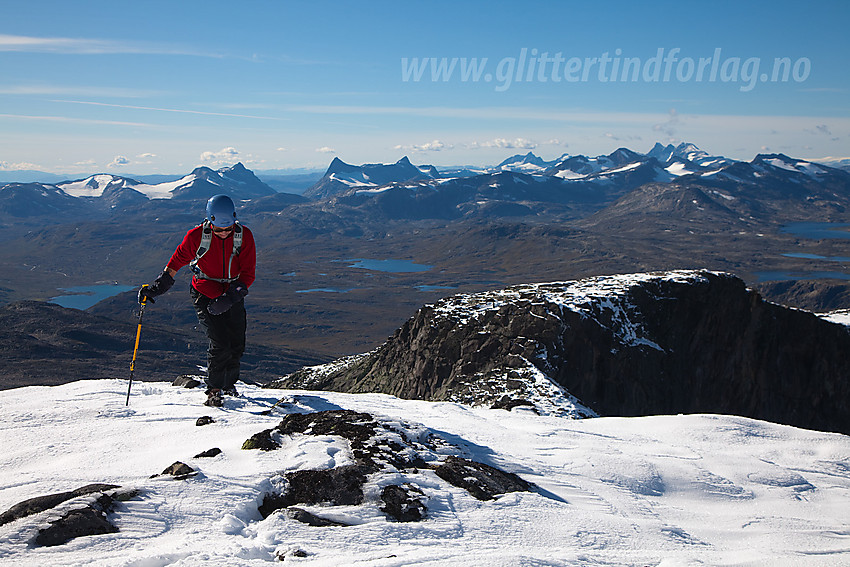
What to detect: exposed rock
<box><xmin>259</xmin><ymin>465</ymin><xmax>366</xmax><ymax>518</ymax></box>
<box><xmin>158</xmin><ymin>461</ymin><xmax>196</xmax><ymax>480</ymax></box>
<box><xmin>196</xmin><ymin>416</ymin><xmax>215</xmax><ymax>426</ymax></box>
<box><xmin>274</xmin><ymin>271</ymin><xmax>850</xmax><ymax>435</ymax></box>
<box><xmin>491</xmin><ymin>397</ymin><xmax>536</xmax><ymax>412</ymax></box>
<box><xmin>380</xmin><ymin>484</ymin><xmax>426</xmax><ymax>522</ymax></box>
<box><xmin>194</xmin><ymin>448</ymin><xmax>222</xmax><ymax>458</ymax></box>
<box><xmin>0</xmin><ymin>483</ymin><xmax>119</xmax><ymax>526</ymax></box>
<box><xmin>253</xmin><ymin>409</ymin><xmax>529</xmax><ymax>521</ymax></box>
<box><xmin>272</xmin><ymin>409</ymin><xmax>426</xmax><ymax>472</ymax></box>
<box><xmin>276</xmin><ymin>547</ymin><xmax>310</xmax><ymax>560</ymax></box>
<box><xmin>285</xmin><ymin>507</ymin><xmax>348</xmax><ymax>527</ymax></box>
<box><xmin>241</xmin><ymin>429</ymin><xmax>280</xmax><ymax>451</ymax></box>
<box><xmin>434</xmin><ymin>456</ymin><xmax>532</xmax><ymax>501</ymax></box>
<box><xmin>173</xmin><ymin>375</ymin><xmax>202</xmax><ymax>388</ymax></box>
<box><xmin>34</xmin><ymin>493</ymin><xmax>118</xmax><ymax>547</ymax></box>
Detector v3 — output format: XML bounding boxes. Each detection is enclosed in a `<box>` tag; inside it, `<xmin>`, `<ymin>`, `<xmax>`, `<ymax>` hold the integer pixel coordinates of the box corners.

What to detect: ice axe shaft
<box><xmin>126</xmin><ymin>288</ymin><xmax>148</xmax><ymax>406</ymax></box>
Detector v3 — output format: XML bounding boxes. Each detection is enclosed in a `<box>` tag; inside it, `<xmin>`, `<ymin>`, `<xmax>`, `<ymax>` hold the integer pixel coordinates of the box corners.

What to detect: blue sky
<box><xmin>1</xmin><ymin>0</ymin><xmax>848</xmax><ymax>175</ymax></box>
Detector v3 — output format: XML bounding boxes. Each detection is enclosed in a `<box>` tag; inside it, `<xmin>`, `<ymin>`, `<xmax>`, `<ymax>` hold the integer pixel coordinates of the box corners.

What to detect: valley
<box><xmin>2</xmin><ymin>143</ymin><xmax>850</xmax><ymax>380</ymax></box>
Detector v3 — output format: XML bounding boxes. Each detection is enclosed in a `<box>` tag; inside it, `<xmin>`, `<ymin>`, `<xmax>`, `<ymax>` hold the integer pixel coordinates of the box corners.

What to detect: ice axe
<box><xmin>126</xmin><ymin>286</ymin><xmax>148</xmax><ymax>406</ymax></box>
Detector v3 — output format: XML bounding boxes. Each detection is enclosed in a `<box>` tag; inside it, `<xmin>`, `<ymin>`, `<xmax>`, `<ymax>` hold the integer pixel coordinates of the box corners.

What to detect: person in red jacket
<box><xmin>139</xmin><ymin>194</ymin><xmax>256</xmax><ymax>407</ymax></box>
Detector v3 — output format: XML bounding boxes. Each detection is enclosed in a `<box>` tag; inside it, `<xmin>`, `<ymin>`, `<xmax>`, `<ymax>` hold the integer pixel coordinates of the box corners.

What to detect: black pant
<box><xmin>191</xmin><ymin>287</ymin><xmax>247</xmax><ymax>391</ymax></box>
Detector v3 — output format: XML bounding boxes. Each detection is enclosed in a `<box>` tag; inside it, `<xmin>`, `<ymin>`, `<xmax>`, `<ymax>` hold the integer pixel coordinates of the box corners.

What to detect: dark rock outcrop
<box><xmin>434</xmin><ymin>457</ymin><xmax>531</xmax><ymax>501</ymax></box>
<box><xmin>274</xmin><ymin>270</ymin><xmax>850</xmax><ymax>435</ymax></box>
<box><xmin>380</xmin><ymin>484</ymin><xmax>426</xmax><ymax>522</ymax></box>
<box><xmin>34</xmin><ymin>493</ymin><xmax>119</xmax><ymax>547</ymax></box>
<box><xmin>157</xmin><ymin>462</ymin><xmax>197</xmax><ymax>480</ymax></box>
<box><xmin>0</xmin><ymin>483</ymin><xmax>119</xmax><ymax>526</ymax></box>
<box><xmin>194</xmin><ymin>448</ymin><xmax>222</xmax><ymax>458</ymax></box>
<box><xmin>0</xmin><ymin>484</ymin><xmax>138</xmax><ymax>547</ymax></box>
<box><xmin>250</xmin><ymin>409</ymin><xmax>530</xmax><ymax>521</ymax></box>
<box><xmin>173</xmin><ymin>375</ymin><xmax>202</xmax><ymax>389</ymax></box>
<box><xmin>285</xmin><ymin>507</ymin><xmax>348</xmax><ymax>527</ymax></box>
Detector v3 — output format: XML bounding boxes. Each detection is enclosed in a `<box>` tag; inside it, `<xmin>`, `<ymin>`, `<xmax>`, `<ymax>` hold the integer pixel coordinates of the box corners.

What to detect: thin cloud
<box><xmin>0</xmin><ymin>112</ymin><xmax>151</xmax><ymax>127</ymax></box>
<box><xmin>316</xmin><ymin>147</ymin><xmax>337</xmax><ymax>154</ymax></box>
<box><xmin>108</xmin><ymin>156</ymin><xmax>130</xmax><ymax>168</ymax></box>
<box><xmin>0</xmin><ymin>33</ymin><xmax>224</xmax><ymax>57</ymax></box>
<box><xmin>50</xmin><ymin>100</ymin><xmax>281</xmax><ymax>120</ymax></box>
<box><xmin>0</xmin><ymin>84</ymin><xmax>167</xmax><ymax>98</ymax></box>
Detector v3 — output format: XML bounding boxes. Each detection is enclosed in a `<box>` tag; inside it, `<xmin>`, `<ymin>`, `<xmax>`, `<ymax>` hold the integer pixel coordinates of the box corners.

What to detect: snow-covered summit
<box><xmin>1</xmin><ymin>379</ymin><xmax>849</xmax><ymax>565</ymax></box>
<box><xmin>58</xmin><ymin>174</ymin><xmax>141</xmax><ymax>198</ymax></box>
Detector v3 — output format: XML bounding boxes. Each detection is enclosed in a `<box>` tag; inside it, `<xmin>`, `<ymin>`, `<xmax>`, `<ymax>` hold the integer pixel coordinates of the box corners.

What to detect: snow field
<box><xmin>0</xmin><ymin>380</ymin><xmax>849</xmax><ymax>566</ymax></box>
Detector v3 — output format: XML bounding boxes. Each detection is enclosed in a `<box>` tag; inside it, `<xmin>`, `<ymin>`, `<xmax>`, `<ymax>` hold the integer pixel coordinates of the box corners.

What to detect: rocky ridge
<box><xmin>273</xmin><ymin>270</ymin><xmax>850</xmax><ymax>435</ymax></box>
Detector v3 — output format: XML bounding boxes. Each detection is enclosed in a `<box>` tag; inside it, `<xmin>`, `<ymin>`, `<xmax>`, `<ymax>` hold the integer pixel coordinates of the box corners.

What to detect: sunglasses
<box><xmin>212</xmin><ymin>225</ymin><xmax>233</xmax><ymax>233</ymax></box>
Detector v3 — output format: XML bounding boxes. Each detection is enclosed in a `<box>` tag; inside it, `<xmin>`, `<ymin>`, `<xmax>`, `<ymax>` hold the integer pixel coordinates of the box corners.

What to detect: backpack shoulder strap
<box><xmin>194</xmin><ymin>221</ymin><xmax>213</xmax><ymax>261</ymax></box>
<box><xmin>232</xmin><ymin>221</ymin><xmax>243</xmax><ymax>255</ymax></box>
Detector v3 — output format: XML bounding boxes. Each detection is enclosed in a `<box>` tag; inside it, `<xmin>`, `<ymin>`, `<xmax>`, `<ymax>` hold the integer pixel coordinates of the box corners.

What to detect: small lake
<box><xmin>347</xmin><ymin>259</ymin><xmax>433</xmax><ymax>273</ymax></box>
<box><xmin>782</xmin><ymin>252</ymin><xmax>850</xmax><ymax>262</ymax></box>
<box><xmin>50</xmin><ymin>284</ymin><xmax>136</xmax><ymax>310</ymax></box>
<box><xmin>781</xmin><ymin>222</ymin><xmax>850</xmax><ymax>240</ymax></box>
<box><xmin>755</xmin><ymin>271</ymin><xmax>850</xmax><ymax>282</ymax></box>
<box><xmin>296</xmin><ymin>288</ymin><xmax>356</xmax><ymax>294</ymax></box>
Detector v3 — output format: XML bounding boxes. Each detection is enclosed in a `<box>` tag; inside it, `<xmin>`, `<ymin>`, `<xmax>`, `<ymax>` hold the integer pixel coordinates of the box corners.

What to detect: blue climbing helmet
<box><xmin>206</xmin><ymin>194</ymin><xmax>237</xmax><ymax>228</ymax></box>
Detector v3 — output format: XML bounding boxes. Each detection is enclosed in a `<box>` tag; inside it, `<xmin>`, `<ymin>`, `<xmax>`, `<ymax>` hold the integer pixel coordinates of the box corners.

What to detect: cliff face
<box><xmin>276</xmin><ymin>271</ymin><xmax>850</xmax><ymax>435</ymax></box>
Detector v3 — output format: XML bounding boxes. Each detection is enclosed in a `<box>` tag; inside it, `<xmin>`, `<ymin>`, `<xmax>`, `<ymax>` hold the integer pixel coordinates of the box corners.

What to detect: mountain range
<box><xmin>3</xmin><ymin>143</ymin><xmax>848</xmax><ymax>226</ymax></box>
<box><xmin>3</xmin><ymin>141</ymin><xmax>850</xmax><ymax>366</ymax></box>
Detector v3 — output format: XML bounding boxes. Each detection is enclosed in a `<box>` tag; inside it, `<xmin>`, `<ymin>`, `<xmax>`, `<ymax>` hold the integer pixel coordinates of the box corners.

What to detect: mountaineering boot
<box><xmin>204</xmin><ymin>389</ymin><xmax>223</xmax><ymax>407</ymax></box>
<box><xmin>223</xmin><ymin>385</ymin><xmax>239</xmax><ymax>397</ymax></box>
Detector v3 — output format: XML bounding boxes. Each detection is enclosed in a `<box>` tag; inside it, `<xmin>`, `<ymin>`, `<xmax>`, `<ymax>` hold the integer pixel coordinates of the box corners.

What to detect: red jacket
<box><xmin>167</xmin><ymin>223</ymin><xmax>256</xmax><ymax>298</ymax></box>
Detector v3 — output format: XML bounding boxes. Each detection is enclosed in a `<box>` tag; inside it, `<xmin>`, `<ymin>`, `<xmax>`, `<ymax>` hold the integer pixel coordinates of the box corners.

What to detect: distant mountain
<box><xmin>496</xmin><ymin>152</ymin><xmax>558</xmax><ymax>174</ymax></box>
<box><xmin>166</xmin><ymin>163</ymin><xmax>277</xmax><ymax>200</ymax></box>
<box><xmin>305</xmin><ymin>157</ymin><xmax>438</xmax><ymax>199</ymax></box>
<box><xmin>0</xmin><ymin>182</ymin><xmax>96</xmax><ymax>222</ymax></box>
<box><xmin>582</xmin><ymin>153</ymin><xmax>850</xmax><ymax>234</ymax></box>
<box><xmin>647</xmin><ymin>142</ymin><xmax>736</xmax><ymax>170</ymax></box>
<box><xmin>59</xmin><ymin>163</ymin><xmax>277</xmax><ymax>201</ymax></box>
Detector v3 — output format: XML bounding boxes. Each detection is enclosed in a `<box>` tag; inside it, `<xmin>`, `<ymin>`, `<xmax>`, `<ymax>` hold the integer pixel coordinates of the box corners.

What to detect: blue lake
<box><xmin>347</xmin><ymin>259</ymin><xmax>433</xmax><ymax>273</ymax></box>
<box><xmin>416</xmin><ymin>285</ymin><xmax>457</xmax><ymax>292</ymax></box>
<box><xmin>782</xmin><ymin>252</ymin><xmax>850</xmax><ymax>262</ymax></box>
<box><xmin>781</xmin><ymin>222</ymin><xmax>850</xmax><ymax>240</ymax></box>
<box><xmin>50</xmin><ymin>284</ymin><xmax>136</xmax><ymax>310</ymax></box>
<box><xmin>755</xmin><ymin>271</ymin><xmax>850</xmax><ymax>282</ymax></box>
<box><xmin>296</xmin><ymin>288</ymin><xmax>355</xmax><ymax>294</ymax></box>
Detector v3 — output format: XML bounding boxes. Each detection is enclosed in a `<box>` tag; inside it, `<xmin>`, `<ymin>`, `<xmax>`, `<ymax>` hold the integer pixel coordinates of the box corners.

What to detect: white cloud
<box><xmin>394</xmin><ymin>140</ymin><xmax>452</xmax><ymax>152</ymax></box>
<box><xmin>108</xmin><ymin>156</ymin><xmax>130</xmax><ymax>168</ymax></box>
<box><xmin>0</xmin><ymin>161</ymin><xmax>40</xmax><ymax>171</ymax></box>
<box><xmin>316</xmin><ymin>146</ymin><xmax>336</xmax><ymax>154</ymax></box>
<box><xmin>200</xmin><ymin>147</ymin><xmax>239</xmax><ymax>166</ymax></box>
<box><xmin>276</xmin><ymin>147</ymin><xmax>288</xmax><ymax>152</ymax></box>
<box><xmin>470</xmin><ymin>137</ymin><xmax>538</xmax><ymax>150</ymax></box>
<box><xmin>137</xmin><ymin>153</ymin><xmax>157</xmax><ymax>159</ymax></box>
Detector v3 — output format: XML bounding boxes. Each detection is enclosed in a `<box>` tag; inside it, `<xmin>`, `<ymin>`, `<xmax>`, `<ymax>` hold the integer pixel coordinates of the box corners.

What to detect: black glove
<box><xmin>228</xmin><ymin>280</ymin><xmax>249</xmax><ymax>302</ymax></box>
<box><xmin>138</xmin><ymin>271</ymin><xmax>174</xmax><ymax>304</ymax></box>
<box><xmin>207</xmin><ymin>280</ymin><xmax>248</xmax><ymax>316</ymax></box>
<box><xmin>207</xmin><ymin>293</ymin><xmax>233</xmax><ymax>315</ymax></box>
